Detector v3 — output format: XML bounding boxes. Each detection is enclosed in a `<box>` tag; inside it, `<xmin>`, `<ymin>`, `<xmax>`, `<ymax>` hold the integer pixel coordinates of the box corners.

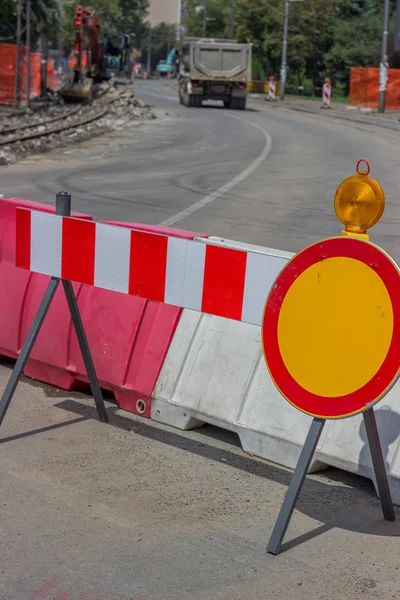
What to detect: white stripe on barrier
<box><xmin>94</xmin><ymin>223</ymin><xmax>131</xmax><ymax>294</ymax></box>
<box><xmin>30</xmin><ymin>211</ymin><xmax>62</xmax><ymax>278</ymax></box>
<box><xmin>165</xmin><ymin>237</ymin><xmax>187</xmax><ymax>307</ymax></box>
<box><xmin>183</xmin><ymin>241</ymin><xmax>206</xmax><ymax>312</ymax></box>
<box><xmin>242</xmin><ymin>252</ymin><xmax>287</xmax><ymax>325</ymax></box>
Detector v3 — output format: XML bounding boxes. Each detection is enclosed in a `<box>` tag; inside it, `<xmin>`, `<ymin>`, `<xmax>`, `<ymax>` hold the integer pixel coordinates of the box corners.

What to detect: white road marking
<box><xmin>136</xmin><ymin>85</ymin><xmax>273</xmax><ymax>227</ymax></box>
<box><xmin>160</xmin><ymin>113</ymin><xmax>272</xmax><ymax>226</ymax></box>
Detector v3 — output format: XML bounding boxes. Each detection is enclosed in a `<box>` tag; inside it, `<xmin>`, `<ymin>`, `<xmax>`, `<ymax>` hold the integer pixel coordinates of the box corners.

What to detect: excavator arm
<box><xmin>61</xmin><ymin>5</ymin><xmax>101</xmax><ymax>102</ymax></box>
<box><xmin>73</xmin><ymin>5</ymin><xmax>101</xmax><ymax>82</ymax></box>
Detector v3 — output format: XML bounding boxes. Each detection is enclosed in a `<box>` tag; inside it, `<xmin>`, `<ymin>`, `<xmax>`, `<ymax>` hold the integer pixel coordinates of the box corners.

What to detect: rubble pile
<box><xmin>0</xmin><ymin>86</ymin><xmax>155</xmax><ymax>165</ymax></box>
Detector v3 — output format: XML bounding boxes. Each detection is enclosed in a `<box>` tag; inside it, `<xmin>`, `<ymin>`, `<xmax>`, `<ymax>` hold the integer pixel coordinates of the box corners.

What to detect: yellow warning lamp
<box><xmin>334</xmin><ymin>159</ymin><xmax>385</xmax><ymax>240</ymax></box>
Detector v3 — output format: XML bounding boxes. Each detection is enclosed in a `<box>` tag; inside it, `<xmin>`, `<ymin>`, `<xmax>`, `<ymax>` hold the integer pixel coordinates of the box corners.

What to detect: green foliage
<box><xmin>183</xmin><ymin>0</ymin><xmax>398</xmax><ymax>94</ymax></box>
<box><xmin>183</xmin><ymin>0</ymin><xmax>231</xmax><ymax>38</ymax></box>
<box><xmin>139</xmin><ymin>22</ymin><xmax>177</xmax><ymax>71</ymax></box>
<box><xmin>1</xmin><ymin>0</ymin><xmax>61</xmax><ymax>44</ymax></box>
<box><xmin>0</xmin><ymin>0</ymin><xmax>17</xmax><ymax>42</ymax></box>
<box><xmin>61</xmin><ymin>0</ymin><xmax>148</xmax><ymax>51</ymax></box>
<box><xmin>325</xmin><ymin>0</ymin><xmax>388</xmax><ymax>91</ymax></box>
<box><xmin>252</xmin><ymin>54</ymin><xmax>266</xmax><ymax>80</ymax></box>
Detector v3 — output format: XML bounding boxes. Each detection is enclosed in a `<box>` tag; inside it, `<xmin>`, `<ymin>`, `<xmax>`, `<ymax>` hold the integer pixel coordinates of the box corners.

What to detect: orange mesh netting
<box><xmin>350</xmin><ymin>66</ymin><xmax>400</xmax><ymax>109</ymax></box>
<box><xmin>0</xmin><ymin>42</ymin><xmax>59</xmax><ymax>105</ymax></box>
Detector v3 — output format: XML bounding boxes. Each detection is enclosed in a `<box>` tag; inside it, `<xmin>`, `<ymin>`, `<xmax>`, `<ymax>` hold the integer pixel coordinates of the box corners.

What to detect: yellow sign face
<box><xmin>278</xmin><ymin>257</ymin><xmax>393</xmax><ymax>398</ymax></box>
<box><xmin>262</xmin><ymin>237</ymin><xmax>400</xmax><ymax>419</ymax></box>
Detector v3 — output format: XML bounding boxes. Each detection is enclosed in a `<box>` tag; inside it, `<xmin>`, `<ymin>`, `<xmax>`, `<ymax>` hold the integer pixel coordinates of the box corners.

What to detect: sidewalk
<box><xmin>250</xmin><ymin>94</ymin><xmax>400</xmax><ymax>131</ymax></box>
<box><xmin>1</xmin><ymin>362</ymin><xmax>400</xmax><ymax>599</ymax></box>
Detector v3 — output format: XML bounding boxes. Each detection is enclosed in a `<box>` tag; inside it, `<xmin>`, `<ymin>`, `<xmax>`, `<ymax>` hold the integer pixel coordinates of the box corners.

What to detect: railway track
<box><xmin>0</xmin><ymin>86</ymin><xmax>151</xmax><ymax>165</ymax></box>
<box><xmin>0</xmin><ymin>81</ymin><xmax>136</xmax><ymax>148</ymax></box>
<box><xmin>0</xmin><ymin>104</ymin><xmax>110</xmax><ymax>147</ymax></box>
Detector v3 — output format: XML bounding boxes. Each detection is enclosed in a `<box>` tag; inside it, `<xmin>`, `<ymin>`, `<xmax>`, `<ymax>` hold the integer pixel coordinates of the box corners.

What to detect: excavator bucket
<box><xmin>60</xmin><ymin>77</ymin><xmax>94</xmax><ymax>103</ymax></box>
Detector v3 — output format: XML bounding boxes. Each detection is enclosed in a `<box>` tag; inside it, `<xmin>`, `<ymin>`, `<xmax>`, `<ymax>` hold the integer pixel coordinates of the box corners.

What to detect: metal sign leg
<box><xmin>363</xmin><ymin>408</ymin><xmax>395</xmax><ymax>521</ymax></box>
<box><xmin>0</xmin><ymin>277</ymin><xmax>60</xmax><ymax>429</ymax></box>
<box><xmin>267</xmin><ymin>417</ymin><xmax>325</xmax><ymax>555</ymax></box>
<box><xmin>62</xmin><ymin>280</ymin><xmax>108</xmax><ymax>423</ymax></box>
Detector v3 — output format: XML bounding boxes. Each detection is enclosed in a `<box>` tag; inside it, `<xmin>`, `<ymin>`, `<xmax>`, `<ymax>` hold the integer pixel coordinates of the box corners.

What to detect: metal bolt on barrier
<box><xmin>136</xmin><ymin>399</ymin><xmax>147</xmax><ymax>415</ymax></box>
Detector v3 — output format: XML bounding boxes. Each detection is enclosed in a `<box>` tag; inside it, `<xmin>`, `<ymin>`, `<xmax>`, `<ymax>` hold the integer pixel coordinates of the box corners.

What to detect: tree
<box><xmin>151</xmin><ymin>23</ymin><xmax>177</xmax><ymax>66</ymax></box>
<box><xmin>0</xmin><ymin>0</ymin><xmax>61</xmax><ymax>46</ymax></box>
<box><xmin>183</xmin><ymin>0</ymin><xmax>237</xmax><ymax>38</ymax></box>
<box><xmin>62</xmin><ymin>0</ymin><xmax>121</xmax><ymax>50</ymax></box>
<box><xmin>0</xmin><ymin>0</ymin><xmax>17</xmax><ymax>41</ymax></box>
<box><xmin>61</xmin><ymin>0</ymin><xmax>148</xmax><ymax>50</ymax></box>
<box><xmin>326</xmin><ymin>0</ymin><xmax>396</xmax><ymax>92</ymax></box>
<box><xmin>119</xmin><ymin>0</ymin><xmax>148</xmax><ymax>35</ymax></box>
<box><xmin>235</xmin><ymin>0</ymin><xmax>283</xmax><ymax>76</ymax></box>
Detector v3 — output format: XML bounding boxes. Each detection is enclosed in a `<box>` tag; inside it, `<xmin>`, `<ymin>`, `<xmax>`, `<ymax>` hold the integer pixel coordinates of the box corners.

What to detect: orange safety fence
<box><xmin>0</xmin><ymin>42</ymin><xmax>59</xmax><ymax>106</ymax></box>
<box><xmin>350</xmin><ymin>66</ymin><xmax>400</xmax><ymax>110</ymax></box>
<box><xmin>68</xmin><ymin>54</ymin><xmax>87</xmax><ymax>69</ymax></box>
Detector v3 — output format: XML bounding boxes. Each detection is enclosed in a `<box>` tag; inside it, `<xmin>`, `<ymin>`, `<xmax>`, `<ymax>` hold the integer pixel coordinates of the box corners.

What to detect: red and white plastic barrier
<box><xmin>0</xmin><ymin>198</ymin><xmax>201</xmax><ymax>417</ymax></box>
<box><xmin>4</xmin><ymin>197</ymin><xmax>400</xmax><ymax>504</ymax></box>
<box><xmin>267</xmin><ymin>76</ymin><xmax>276</xmax><ymax>101</ymax></box>
<box><xmin>322</xmin><ymin>78</ymin><xmax>331</xmax><ymax>108</ymax></box>
<box><xmin>16</xmin><ymin>209</ymin><xmax>287</xmax><ymax>326</ymax></box>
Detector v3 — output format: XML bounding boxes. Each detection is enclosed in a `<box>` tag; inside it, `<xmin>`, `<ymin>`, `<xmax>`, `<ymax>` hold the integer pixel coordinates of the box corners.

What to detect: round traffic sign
<box><xmin>262</xmin><ymin>237</ymin><xmax>400</xmax><ymax>419</ymax></box>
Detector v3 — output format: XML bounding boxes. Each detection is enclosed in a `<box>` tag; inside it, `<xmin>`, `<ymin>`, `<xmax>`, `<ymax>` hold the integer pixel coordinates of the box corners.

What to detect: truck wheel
<box><xmin>223</xmin><ymin>100</ymin><xmax>229</xmax><ymax>108</ymax></box>
<box><xmin>188</xmin><ymin>95</ymin><xmax>195</xmax><ymax>107</ymax></box>
<box><xmin>195</xmin><ymin>96</ymin><xmax>202</xmax><ymax>107</ymax></box>
<box><xmin>238</xmin><ymin>98</ymin><xmax>246</xmax><ymax>110</ymax></box>
<box><xmin>229</xmin><ymin>97</ymin><xmax>238</xmax><ymax>109</ymax></box>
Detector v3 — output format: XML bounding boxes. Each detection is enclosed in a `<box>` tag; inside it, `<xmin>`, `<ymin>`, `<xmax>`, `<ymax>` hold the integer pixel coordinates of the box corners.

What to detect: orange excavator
<box><xmin>61</xmin><ymin>5</ymin><xmax>132</xmax><ymax>103</ymax></box>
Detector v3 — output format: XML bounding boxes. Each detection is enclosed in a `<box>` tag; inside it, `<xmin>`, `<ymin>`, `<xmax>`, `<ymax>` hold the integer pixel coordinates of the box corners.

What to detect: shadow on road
<box><xmin>199</xmin><ymin>103</ymin><xmax>260</xmax><ymax>113</ymax></box>
<box><xmin>36</xmin><ymin>398</ymin><xmax>400</xmax><ymax>552</ymax></box>
<box><xmin>359</xmin><ymin>406</ymin><xmax>400</xmax><ymax>477</ymax></box>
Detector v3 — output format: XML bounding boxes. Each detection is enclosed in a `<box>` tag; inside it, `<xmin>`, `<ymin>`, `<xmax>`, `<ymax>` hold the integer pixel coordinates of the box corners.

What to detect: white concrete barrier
<box><xmin>151</xmin><ymin>235</ymin><xmax>400</xmax><ymax>505</ymax></box>
<box><xmin>152</xmin><ymin>237</ymin><xmax>324</xmax><ymax>470</ymax></box>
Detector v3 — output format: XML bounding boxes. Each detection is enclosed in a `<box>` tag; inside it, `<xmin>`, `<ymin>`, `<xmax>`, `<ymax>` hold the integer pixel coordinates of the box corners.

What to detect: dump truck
<box><xmin>178</xmin><ymin>37</ymin><xmax>252</xmax><ymax>109</ymax></box>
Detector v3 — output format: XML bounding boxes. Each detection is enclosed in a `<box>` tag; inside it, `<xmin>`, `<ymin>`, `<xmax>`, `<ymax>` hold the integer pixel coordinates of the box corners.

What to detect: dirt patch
<box><xmin>0</xmin><ymin>84</ymin><xmax>155</xmax><ymax>166</ymax></box>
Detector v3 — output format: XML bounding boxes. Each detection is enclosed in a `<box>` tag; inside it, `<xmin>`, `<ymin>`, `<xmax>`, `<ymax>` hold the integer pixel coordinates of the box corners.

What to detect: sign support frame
<box><xmin>0</xmin><ymin>192</ymin><xmax>108</xmax><ymax>432</ymax></box>
<box><xmin>267</xmin><ymin>408</ymin><xmax>394</xmax><ymax>555</ymax></box>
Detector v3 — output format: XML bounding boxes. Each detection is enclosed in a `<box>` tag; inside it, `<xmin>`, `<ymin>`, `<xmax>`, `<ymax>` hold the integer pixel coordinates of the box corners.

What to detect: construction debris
<box><xmin>0</xmin><ymin>85</ymin><xmax>155</xmax><ymax>165</ymax></box>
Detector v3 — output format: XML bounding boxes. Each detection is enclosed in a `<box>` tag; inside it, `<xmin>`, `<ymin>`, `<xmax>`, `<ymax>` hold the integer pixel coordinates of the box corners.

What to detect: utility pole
<box><xmin>26</xmin><ymin>0</ymin><xmax>31</xmax><ymax>103</ymax></box>
<box><xmin>40</xmin><ymin>27</ymin><xmax>48</xmax><ymax>97</ymax></box>
<box><xmin>279</xmin><ymin>0</ymin><xmax>290</xmax><ymax>100</ymax></box>
<box><xmin>379</xmin><ymin>0</ymin><xmax>390</xmax><ymax>113</ymax></box>
<box><xmin>14</xmin><ymin>0</ymin><xmax>31</xmax><ymax>107</ymax></box>
<box><xmin>202</xmin><ymin>0</ymin><xmax>207</xmax><ymax>37</ymax></box>
<box><xmin>396</xmin><ymin>0</ymin><xmax>400</xmax><ymax>51</ymax></box>
<box><xmin>229</xmin><ymin>0</ymin><xmax>234</xmax><ymax>38</ymax></box>
<box><xmin>146</xmin><ymin>26</ymin><xmax>152</xmax><ymax>77</ymax></box>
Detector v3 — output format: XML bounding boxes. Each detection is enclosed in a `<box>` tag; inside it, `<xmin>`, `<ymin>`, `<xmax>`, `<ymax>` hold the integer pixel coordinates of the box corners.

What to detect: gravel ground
<box><xmin>0</xmin><ymin>85</ymin><xmax>155</xmax><ymax>166</ymax></box>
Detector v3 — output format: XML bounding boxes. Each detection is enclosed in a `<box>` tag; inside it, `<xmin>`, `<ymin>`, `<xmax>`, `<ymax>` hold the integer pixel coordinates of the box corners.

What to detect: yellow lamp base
<box><xmin>340</xmin><ymin>229</ymin><xmax>370</xmax><ymax>241</ymax></box>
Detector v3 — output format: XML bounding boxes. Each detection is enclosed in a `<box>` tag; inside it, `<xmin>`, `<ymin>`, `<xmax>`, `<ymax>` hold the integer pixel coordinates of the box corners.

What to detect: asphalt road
<box><xmin>2</xmin><ymin>82</ymin><xmax>400</xmax><ymax>600</ymax></box>
<box><xmin>2</xmin><ymin>80</ymin><xmax>400</xmax><ymax>259</ymax></box>
<box><xmin>1</xmin><ymin>365</ymin><xmax>400</xmax><ymax>600</ymax></box>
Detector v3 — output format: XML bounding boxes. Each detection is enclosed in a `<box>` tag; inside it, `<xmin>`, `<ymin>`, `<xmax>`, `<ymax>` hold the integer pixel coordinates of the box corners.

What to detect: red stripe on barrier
<box><xmin>15</xmin><ymin>209</ymin><xmax>31</xmax><ymax>270</ymax></box>
<box><xmin>202</xmin><ymin>245</ymin><xmax>247</xmax><ymax>320</ymax></box>
<box><xmin>61</xmin><ymin>218</ymin><xmax>96</xmax><ymax>285</ymax></box>
<box><xmin>129</xmin><ymin>230</ymin><xmax>168</xmax><ymax>302</ymax></box>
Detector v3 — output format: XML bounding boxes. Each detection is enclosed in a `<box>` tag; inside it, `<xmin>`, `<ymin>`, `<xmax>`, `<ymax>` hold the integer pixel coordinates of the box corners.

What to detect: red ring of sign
<box><xmin>262</xmin><ymin>237</ymin><xmax>400</xmax><ymax>419</ymax></box>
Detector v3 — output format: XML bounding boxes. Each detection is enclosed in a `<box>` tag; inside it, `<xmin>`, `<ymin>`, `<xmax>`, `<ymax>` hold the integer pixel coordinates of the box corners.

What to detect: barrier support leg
<box><xmin>62</xmin><ymin>280</ymin><xmax>108</xmax><ymax>423</ymax></box>
<box><xmin>0</xmin><ymin>277</ymin><xmax>60</xmax><ymax>430</ymax></box>
<box><xmin>267</xmin><ymin>417</ymin><xmax>325</xmax><ymax>555</ymax></box>
<box><xmin>363</xmin><ymin>407</ymin><xmax>395</xmax><ymax>521</ymax></box>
